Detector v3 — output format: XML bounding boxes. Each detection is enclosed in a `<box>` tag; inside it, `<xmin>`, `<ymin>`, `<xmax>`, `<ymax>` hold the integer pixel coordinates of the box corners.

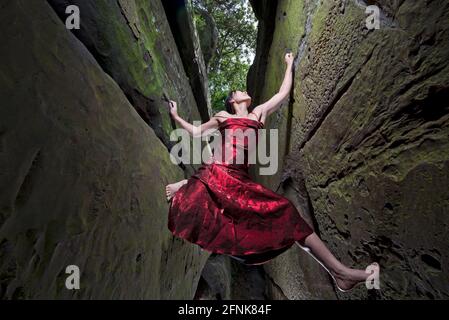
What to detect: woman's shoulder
<box><xmin>213</xmin><ymin>110</ymin><xmax>230</xmax><ymax>117</ymax></box>
<box><xmin>211</xmin><ymin>110</ymin><xmax>231</xmax><ymax>122</ymax></box>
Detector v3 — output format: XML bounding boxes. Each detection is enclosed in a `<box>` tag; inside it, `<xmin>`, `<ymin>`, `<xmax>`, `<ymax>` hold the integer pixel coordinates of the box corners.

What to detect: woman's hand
<box><xmin>256</xmin><ymin>52</ymin><xmax>295</xmax><ymax>118</ymax></box>
<box><xmin>168</xmin><ymin>99</ymin><xmax>178</xmax><ymax>118</ymax></box>
<box><xmin>285</xmin><ymin>52</ymin><xmax>294</xmax><ymax>66</ymax></box>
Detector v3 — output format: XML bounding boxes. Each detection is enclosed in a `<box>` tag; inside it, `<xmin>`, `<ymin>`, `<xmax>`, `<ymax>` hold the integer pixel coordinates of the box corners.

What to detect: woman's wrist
<box><xmin>172</xmin><ymin>114</ymin><xmax>180</xmax><ymax>122</ymax></box>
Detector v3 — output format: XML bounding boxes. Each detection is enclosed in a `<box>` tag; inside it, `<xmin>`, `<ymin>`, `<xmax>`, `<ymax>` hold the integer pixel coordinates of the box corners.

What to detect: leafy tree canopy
<box><xmin>192</xmin><ymin>0</ymin><xmax>257</xmax><ymax>113</ymax></box>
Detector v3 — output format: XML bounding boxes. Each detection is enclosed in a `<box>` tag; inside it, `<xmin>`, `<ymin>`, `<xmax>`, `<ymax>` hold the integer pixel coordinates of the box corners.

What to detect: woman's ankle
<box><xmin>330</xmin><ymin>265</ymin><xmax>350</xmax><ymax>279</ymax></box>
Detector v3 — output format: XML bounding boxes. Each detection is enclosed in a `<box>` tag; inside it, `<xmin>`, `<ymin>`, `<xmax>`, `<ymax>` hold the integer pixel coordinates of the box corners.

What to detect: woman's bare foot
<box><xmin>165</xmin><ymin>179</ymin><xmax>188</xmax><ymax>202</ymax></box>
<box><xmin>331</xmin><ymin>262</ymin><xmax>379</xmax><ymax>292</ymax></box>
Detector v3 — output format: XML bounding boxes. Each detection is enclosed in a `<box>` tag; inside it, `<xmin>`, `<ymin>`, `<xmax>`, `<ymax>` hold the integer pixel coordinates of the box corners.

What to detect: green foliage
<box><xmin>192</xmin><ymin>0</ymin><xmax>257</xmax><ymax>113</ymax></box>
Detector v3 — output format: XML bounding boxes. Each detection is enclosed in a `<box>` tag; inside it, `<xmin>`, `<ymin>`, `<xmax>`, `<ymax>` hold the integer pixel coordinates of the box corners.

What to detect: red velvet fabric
<box><xmin>168</xmin><ymin>117</ymin><xmax>314</xmax><ymax>265</ymax></box>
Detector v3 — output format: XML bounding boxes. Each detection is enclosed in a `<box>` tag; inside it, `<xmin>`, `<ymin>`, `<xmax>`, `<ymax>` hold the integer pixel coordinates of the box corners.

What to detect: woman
<box><xmin>165</xmin><ymin>52</ymin><xmax>378</xmax><ymax>292</ymax></box>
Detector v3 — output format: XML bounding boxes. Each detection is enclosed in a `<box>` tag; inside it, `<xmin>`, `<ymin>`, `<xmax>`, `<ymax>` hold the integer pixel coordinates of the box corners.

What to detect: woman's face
<box><xmin>232</xmin><ymin>90</ymin><xmax>252</xmax><ymax>106</ymax></box>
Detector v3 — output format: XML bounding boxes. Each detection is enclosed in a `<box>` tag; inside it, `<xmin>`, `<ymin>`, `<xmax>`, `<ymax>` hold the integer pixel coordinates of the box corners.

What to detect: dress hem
<box><xmin>168</xmin><ymin>226</ymin><xmax>312</xmax><ymax>258</ymax></box>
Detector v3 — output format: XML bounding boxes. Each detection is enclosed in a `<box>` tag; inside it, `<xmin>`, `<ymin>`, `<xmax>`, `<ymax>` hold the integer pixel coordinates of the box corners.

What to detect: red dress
<box><xmin>168</xmin><ymin>117</ymin><xmax>314</xmax><ymax>265</ymax></box>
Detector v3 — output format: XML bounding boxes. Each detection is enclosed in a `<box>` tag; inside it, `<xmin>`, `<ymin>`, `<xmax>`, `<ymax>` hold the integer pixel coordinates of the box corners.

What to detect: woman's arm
<box><xmin>168</xmin><ymin>100</ymin><xmax>220</xmax><ymax>137</ymax></box>
<box><xmin>252</xmin><ymin>53</ymin><xmax>294</xmax><ymax>118</ymax></box>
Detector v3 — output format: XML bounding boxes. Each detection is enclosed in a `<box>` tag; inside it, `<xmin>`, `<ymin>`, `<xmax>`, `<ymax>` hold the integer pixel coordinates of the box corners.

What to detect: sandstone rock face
<box><xmin>2</xmin><ymin>0</ymin><xmax>447</xmax><ymax>301</ymax></box>
<box><xmin>251</xmin><ymin>0</ymin><xmax>449</xmax><ymax>299</ymax></box>
<box><xmin>162</xmin><ymin>0</ymin><xmax>212</xmax><ymax>122</ymax></box>
<box><xmin>48</xmin><ymin>0</ymin><xmax>206</xmax><ymax>152</ymax></box>
<box><xmin>194</xmin><ymin>6</ymin><xmax>219</xmax><ymax>70</ymax></box>
<box><xmin>194</xmin><ymin>254</ymin><xmax>267</xmax><ymax>300</ymax></box>
<box><xmin>194</xmin><ymin>255</ymin><xmax>232</xmax><ymax>300</ymax></box>
<box><xmin>0</xmin><ymin>0</ymin><xmax>209</xmax><ymax>299</ymax></box>
<box><xmin>247</xmin><ymin>0</ymin><xmax>279</xmax><ymax>106</ymax></box>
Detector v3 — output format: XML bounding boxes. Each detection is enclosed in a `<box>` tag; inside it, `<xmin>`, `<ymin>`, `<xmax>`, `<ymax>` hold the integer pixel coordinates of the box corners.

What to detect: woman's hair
<box><xmin>224</xmin><ymin>90</ymin><xmax>236</xmax><ymax>114</ymax></box>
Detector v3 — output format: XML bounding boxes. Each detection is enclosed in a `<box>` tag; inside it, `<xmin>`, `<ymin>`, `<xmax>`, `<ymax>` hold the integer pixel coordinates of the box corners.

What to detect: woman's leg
<box><xmin>166</xmin><ymin>179</ymin><xmax>188</xmax><ymax>201</ymax></box>
<box><xmin>297</xmin><ymin>232</ymin><xmax>376</xmax><ymax>291</ymax></box>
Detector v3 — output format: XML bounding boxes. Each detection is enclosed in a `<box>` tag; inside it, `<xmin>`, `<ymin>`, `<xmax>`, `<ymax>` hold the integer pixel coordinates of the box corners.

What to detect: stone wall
<box><xmin>251</xmin><ymin>0</ymin><xmax>449</xmax><ymax>299</ymax></box>
<box><xmin>0</xmin><ymin>0</ymin><xmax>210</xmax><ymax>299</ymax></box>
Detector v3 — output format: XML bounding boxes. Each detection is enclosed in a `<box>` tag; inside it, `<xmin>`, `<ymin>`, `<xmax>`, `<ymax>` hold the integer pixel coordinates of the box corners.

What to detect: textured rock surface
<box><xmin>162</xmin><ymin>0</ymin><xmax>212</xmax><ymax>122</ymax></box>
<box><xmin>251</xmin><ymin>0</ymin><xmax>449</xmax><ymax>299</ymax></box>
<box><xmin>48</xmin><ymin>0</ymin><xmax>205</xmax><ymax>153</ymax></box>
<box><xmin>194</xmin><ymin>5</ymin><xmax>219</xmax><ymax>70</ymax></box>
<box><xmin>193</xmin><ymin>254</ymin><xmax>267</xmax><ymax>300</ymax></box>
<box><xmin>229</xmin><ymin>259</ymin><xmax>267</xmax><ymax>300</ymax></box>
<box><xmin>194</xmin><ymin>254</ymin><xmax>232</xmax><ymax>300</ymax></box>
<box><xmin>0</xmin><ymin>0</ymin><xmax>209</xmax><ymax>299</ymax></box>
<box><xmin>2</xmin><ymin>0</ymin><xmax>447</xmax><ymax>301</ymax></box>
<box><xmin>249</xmin><ymin>0</ymin><xmax>337</xmax><ymax>300</ymax></box>
<box><xmin>263</xmin><ymin>177</ymin><xmax>336</xmax><ymax>300</ymax></box>
<box><xmin>247</xmin><ymin>0</ymin><xmax>279</xmax><ymax>107</ymax></box>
